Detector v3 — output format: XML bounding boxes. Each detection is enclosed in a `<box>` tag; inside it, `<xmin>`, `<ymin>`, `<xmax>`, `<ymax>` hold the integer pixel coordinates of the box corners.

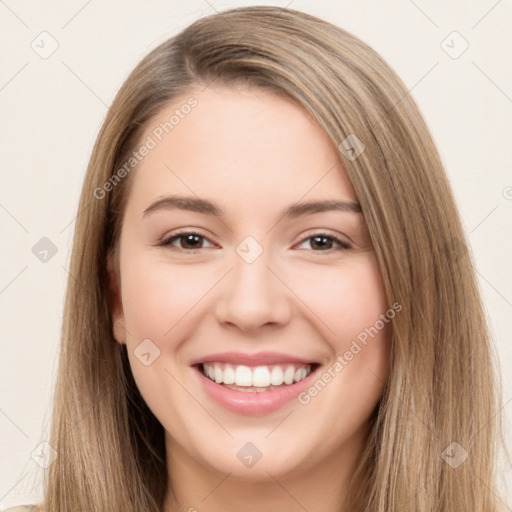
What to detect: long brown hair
<box><xmin>40</xmin><ymin>5</ymin><xmax>507</xmax><ymax>511</ymax></box>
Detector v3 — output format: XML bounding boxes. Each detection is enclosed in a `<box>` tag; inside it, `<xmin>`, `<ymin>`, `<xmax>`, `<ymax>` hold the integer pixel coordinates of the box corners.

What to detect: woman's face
<box><xmin>110</xmin><ymin>85</ymin><xmax>392</xmax><ymax>482</ymax></box>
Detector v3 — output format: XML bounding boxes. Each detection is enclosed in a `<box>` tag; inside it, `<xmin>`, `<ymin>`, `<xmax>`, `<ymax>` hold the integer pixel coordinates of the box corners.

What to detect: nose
<box><xmin>214</xmin><ymin>247</ymin><xmax>293</xmax><ymax>332</ymax></box>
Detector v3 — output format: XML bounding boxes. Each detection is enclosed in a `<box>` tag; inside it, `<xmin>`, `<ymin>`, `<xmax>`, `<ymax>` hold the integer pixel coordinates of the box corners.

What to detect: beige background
<box><xmin>1</xmin><ymin>0</ymin><xmax>511</xmax><ymax>508</ymax></box>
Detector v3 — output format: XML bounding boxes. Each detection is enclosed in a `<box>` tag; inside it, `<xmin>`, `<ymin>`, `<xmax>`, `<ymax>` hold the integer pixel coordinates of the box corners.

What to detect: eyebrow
<box><xmin>142</xmin><ymin>195</ymin><xmax>362</xmax><ymax>219</ymax></box>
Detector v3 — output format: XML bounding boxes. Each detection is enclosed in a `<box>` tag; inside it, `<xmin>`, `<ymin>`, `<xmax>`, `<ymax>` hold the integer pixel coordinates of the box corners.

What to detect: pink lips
<box><xmin>190</xmin><ymin>351</ymin><xmax>317</xmax><ymax>366</ymax></box>
<box><xmin>191</xmin><ymin>351</ymin><xmax>319</xmax><ymax>416</ymax></box>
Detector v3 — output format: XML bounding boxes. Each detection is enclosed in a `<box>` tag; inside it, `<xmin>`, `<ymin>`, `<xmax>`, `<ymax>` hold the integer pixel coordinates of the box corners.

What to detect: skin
<box><xmin>109</xmin><ymin>84</ymin><xmax>392</xmax><ymax>512</ymax></box>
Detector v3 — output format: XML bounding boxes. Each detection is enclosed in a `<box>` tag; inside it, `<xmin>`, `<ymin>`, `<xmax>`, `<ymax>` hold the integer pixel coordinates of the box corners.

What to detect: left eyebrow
<box><xmin>141</xmin><ymin>195</ymin><xmax>362</xmax><ymax>219</ymax></box>
<box><xmin>283</xmin><ymin>199</ymin><xmax>362</xmax><ymax>217</ymax></box>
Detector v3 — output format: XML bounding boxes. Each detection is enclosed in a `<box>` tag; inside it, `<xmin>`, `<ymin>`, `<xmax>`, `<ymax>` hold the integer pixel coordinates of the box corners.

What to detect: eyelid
<box><xmin>158</xmin><ymin>228</ymin><xmax>219</xmax><ymax>249</ymax></box>
<box><xmin>158</xmin><ymin>228</ymin><xmax>351</xmax><ymax>252</ymax></box>
<box><xmin>293</xmin><ymin>229</ymin><xmax>352</xmax><ymax>251</ymax></box>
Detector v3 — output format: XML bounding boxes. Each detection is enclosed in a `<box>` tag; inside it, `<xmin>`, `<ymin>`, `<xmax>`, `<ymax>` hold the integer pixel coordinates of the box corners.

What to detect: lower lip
<box><xmin>194</xmin><ymin>365</ymin><xmax>318</xmax><ymax>416</ymax></box>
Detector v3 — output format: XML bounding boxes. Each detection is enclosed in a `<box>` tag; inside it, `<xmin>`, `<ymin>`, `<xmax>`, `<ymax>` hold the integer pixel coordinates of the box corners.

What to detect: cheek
<box><xmin>118</xmin><ymin>251</ymin><xmax>206</xmax><ymax>434</ymax></box>
<box><xmin>290</xmin><ymin>254</ymin><xmax>391</xmax><ymax>406</ymax></box>
<box><xmin>290</xmin><ymin>254</ymin><xmax>389</xmax><ymax>347</ymax></box>
<box><xmin>290</xmin><ymin>267</ymin><xmax>390</xmax><ymax>457</ymax></box>
<box><xmin>120</xmin><ymin>252</ymin><xmax>216</xmax><ymax>341</ymax></box>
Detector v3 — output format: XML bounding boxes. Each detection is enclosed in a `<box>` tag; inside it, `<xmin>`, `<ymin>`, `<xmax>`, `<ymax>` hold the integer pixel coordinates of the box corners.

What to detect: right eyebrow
<box><xmin>142</xmin><ymin>195</ymin><xmax>362</xmax><ymax>220</ymax></box>
<box><xmin>142</xmin><ymin>195</ymin><xmax>221</xmax><ymax>218</ymax></box>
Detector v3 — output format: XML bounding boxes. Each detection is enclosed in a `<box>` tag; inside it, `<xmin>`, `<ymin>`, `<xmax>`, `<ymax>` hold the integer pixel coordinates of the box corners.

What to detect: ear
<box><xmin>107</xmin><ymin>250</ymin><xmax>127</xmax><ymax>345</ymax></box>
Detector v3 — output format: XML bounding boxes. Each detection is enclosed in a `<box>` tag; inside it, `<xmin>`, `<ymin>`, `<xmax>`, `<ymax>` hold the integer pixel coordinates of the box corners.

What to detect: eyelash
<box><xmin>158</xmin><ymin>229</ymin><xmax>351</xmax><ymax>253</ymax></box>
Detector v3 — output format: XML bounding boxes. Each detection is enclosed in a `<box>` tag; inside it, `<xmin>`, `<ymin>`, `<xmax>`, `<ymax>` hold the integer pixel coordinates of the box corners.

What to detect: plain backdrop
<box><xmin>1</xmin><ymin>0</ymin><xmax>511</xmax><ymax>508</ymax></box>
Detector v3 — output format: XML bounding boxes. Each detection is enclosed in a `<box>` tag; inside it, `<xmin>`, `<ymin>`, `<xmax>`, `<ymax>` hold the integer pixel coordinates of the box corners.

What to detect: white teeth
<box><xmin>214</xmin><ymin>364</ymin><xmax>223</xmax><ymax>384</ymax></box>
<box><xmin>294</xmin><ymin>367</ymin><xmax>308</xmax><ymax>383</ymax></box>
<box><xmin>270</xmin><ymin>366</ymin><xmax>284</xmax><ymax>385</ymax></box>
<box><xmin>252</xmin><ymin>366</ymin><xmax>271</xmax><ymax>387</ymax></box>
<box><xmin>201</xmin><ymin>362</ymin><xmax>313</xmax><ymax>388</ymax></box>
<box><xmin>223</xmin><ymin>365</ymin><xmax>235</xmax><ymax>384</ymax></box>
<box><xmin>235</xmin><ymin>365</ymin><xmax>253</xmax><ymax>387</ymax></box>
<box><xmin>283</xmin><ymin>365</ymin><xmax>295</xmax><ymax>385</ymax></box>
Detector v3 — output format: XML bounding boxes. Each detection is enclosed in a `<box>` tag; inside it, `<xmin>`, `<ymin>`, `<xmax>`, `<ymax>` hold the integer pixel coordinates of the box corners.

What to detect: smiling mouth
<box><xmin>197</xmin><ymin>362</ymin><xmax>320</xmax><ymax>392</ymax></box>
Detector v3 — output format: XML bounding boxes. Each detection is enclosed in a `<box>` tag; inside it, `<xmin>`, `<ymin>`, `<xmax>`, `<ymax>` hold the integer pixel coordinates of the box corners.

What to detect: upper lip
<box><xmin>190</xmin><ymin>351</ymin><xmax>319</xmax><ymax>366</ymax></box>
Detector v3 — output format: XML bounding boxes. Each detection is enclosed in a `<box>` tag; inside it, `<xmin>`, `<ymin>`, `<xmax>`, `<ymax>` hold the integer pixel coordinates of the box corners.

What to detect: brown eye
<box><xmin>296</xmin><ymin>233</ymin><xmax>351</xmax><ymax>252</ymax></box>
<box><xmin>310</xmin><ymin>235</ymin><xmax>334</xmax><ymax>250</ymax></box>
<box><xmin>160</xmin><ymin>232</ymin><xmax>215</xmax><ymax>250</ymax></box>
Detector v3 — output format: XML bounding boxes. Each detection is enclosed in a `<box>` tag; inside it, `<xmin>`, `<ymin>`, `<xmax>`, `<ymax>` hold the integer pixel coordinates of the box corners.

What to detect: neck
<box><xmin>163</xmin><ymin>422</ymin><xmax>369</xmax><ymax>512</ymax></box>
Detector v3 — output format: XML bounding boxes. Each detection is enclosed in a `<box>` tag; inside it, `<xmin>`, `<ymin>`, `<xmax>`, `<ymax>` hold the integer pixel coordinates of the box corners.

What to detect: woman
<box><xmin>5</xmin><ymin>5</ymin><xmax>507</xmax><ymax>511</ymax></box>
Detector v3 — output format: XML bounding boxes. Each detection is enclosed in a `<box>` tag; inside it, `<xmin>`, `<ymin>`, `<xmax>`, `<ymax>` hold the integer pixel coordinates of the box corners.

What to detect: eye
<box><xmin>158</xmin><ymin>230</ymin><xmax>351</xmax><ymax>252</ymax></box>
<box><xmin>295</xmin><ymin>232</ymin><xmax>351</xmax><ymax>252</ymax></box>
<box><xmin>159</xmin><ymin>230</ymin><xmax>216</xmax><ymax>250</ymax></box>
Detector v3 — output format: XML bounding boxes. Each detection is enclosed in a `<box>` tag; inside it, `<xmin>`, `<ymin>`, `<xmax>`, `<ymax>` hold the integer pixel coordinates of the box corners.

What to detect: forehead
<box><xmin>126</xmin><ymin>85</ymin><xmax>356</xmax><ymax>214</ymax></box>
